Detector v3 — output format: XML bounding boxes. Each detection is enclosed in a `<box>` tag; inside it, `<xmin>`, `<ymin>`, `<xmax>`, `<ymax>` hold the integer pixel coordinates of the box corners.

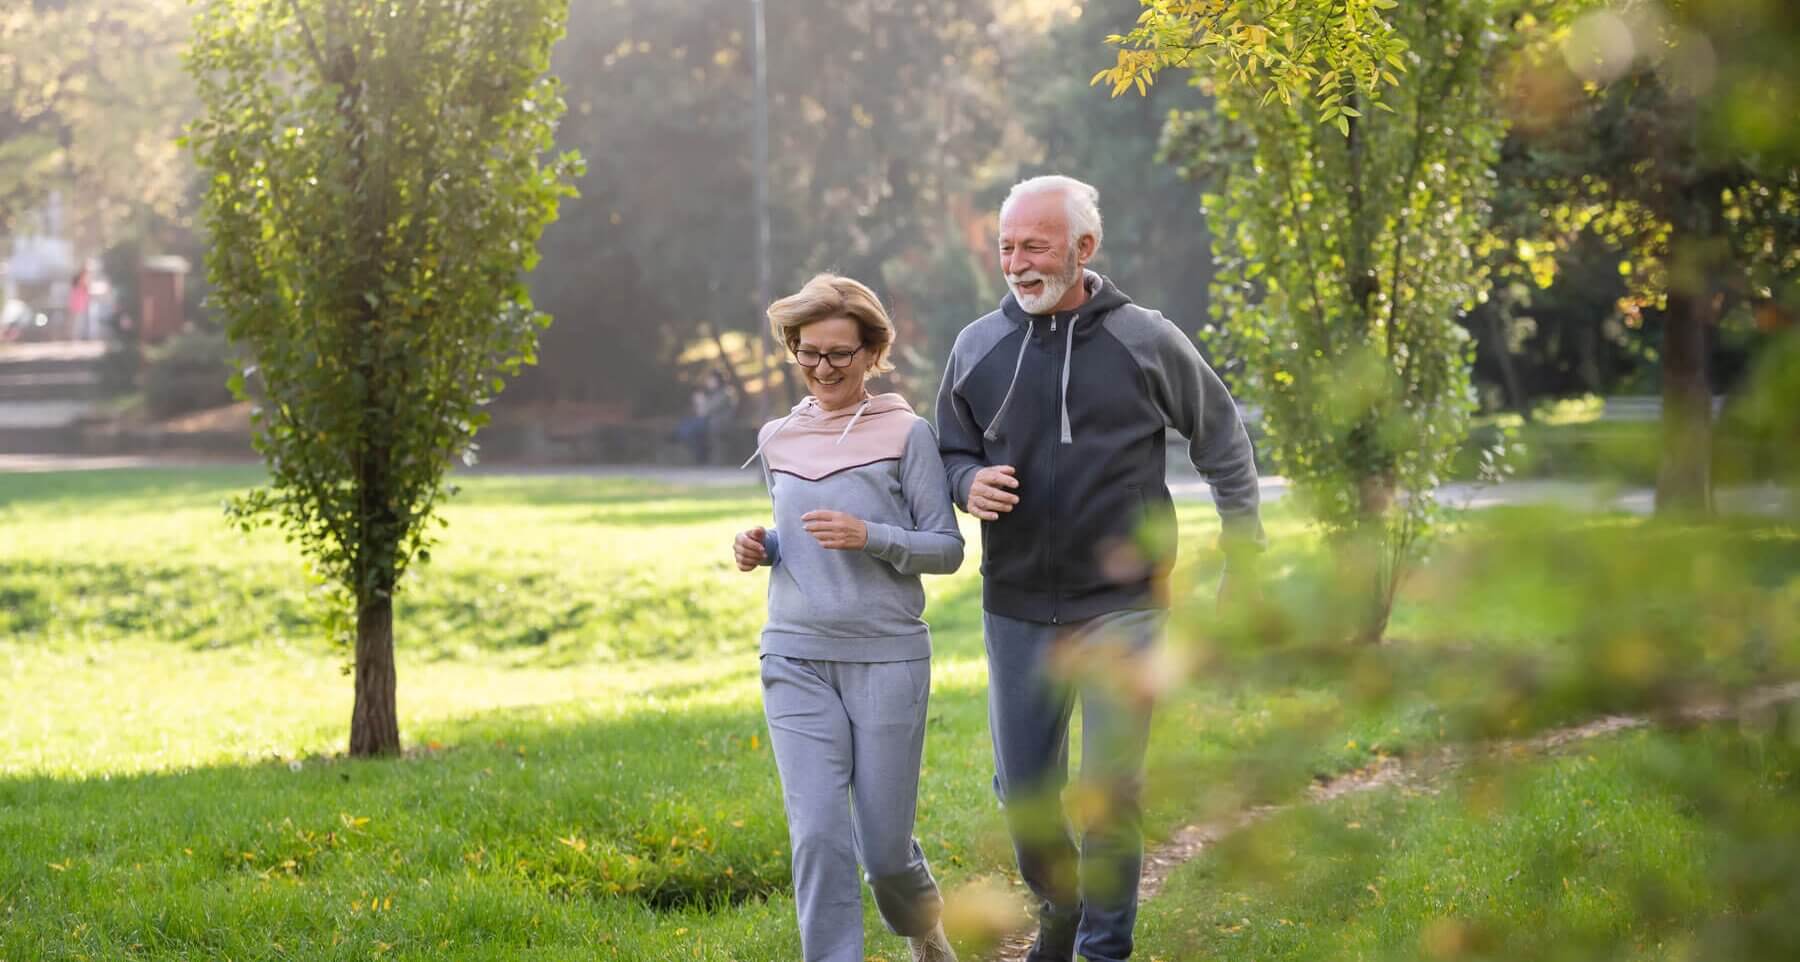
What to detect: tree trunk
<box><xmin>1486</xmin><ymin>308</ymin><xmax>1531</xmax><ymax>418</ymax></box>
<box><xmin>1352</xmin><ymin>473</ymin><xmax>1396</xmax><ymax>645</ymax></box>
<box><xmin>1656</xmin><ymin>285</ymin><xmax>1714</xmax><ymax>516</ymax></box>
<box><xmin>349</xmin><ymin>593</ymin><xmax>400</xmax><ymax>756</ymax></box>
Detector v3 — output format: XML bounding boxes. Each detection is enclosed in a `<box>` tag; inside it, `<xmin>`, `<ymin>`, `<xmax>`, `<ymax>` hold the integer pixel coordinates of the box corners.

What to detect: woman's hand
<box><xmin>802</xmin><ymin>510</ymin><xmax>867</xmax><ymax>551</ymax></box>
<box><xmin>734</xmin><ymin>527</ymin><xmax>770</xmax><ymax>571</ymax></box>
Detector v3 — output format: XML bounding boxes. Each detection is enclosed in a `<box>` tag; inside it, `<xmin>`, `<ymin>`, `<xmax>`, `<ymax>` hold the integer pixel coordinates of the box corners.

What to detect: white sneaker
<box><xmin>908</xmin><ymin>922</ymin><xmax>958</xmax><ymax>962</ymax></box>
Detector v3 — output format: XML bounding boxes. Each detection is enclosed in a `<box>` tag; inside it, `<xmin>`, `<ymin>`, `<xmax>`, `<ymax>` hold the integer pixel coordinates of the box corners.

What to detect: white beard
<box><xmin>1008</xmin><ymin>257</ymin><xmax>1082</xmax><ymax>315</ymax></box>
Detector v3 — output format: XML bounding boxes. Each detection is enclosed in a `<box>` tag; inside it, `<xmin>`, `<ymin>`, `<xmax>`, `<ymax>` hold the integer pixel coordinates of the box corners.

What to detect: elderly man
<box><xmin>935</xmin><ymin>175</ymin><xmax>1263</xmax><ymax>962</ymax></box>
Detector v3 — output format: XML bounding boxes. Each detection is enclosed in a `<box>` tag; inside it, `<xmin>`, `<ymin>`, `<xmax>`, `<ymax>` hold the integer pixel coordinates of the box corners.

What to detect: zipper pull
<box><xmin>1051</xmin><ymin>314</ymin><xmax>1059</xmax><ymax>334</ymax></box>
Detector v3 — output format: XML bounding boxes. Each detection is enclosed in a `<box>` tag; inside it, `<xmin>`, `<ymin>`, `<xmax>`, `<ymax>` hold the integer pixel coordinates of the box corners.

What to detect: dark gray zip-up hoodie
<box><xmin>936</xmin><ymin>271</ymin><xmax>1263</xmax><ymax>624</ymax></box>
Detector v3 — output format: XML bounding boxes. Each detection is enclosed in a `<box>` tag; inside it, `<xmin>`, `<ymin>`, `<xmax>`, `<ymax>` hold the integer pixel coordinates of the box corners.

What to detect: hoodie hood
<box><xmin>987</xmin><ymin>271</ymin><xmax>1132</xmax><ymax>445</ymax></box>
<box><xmin>742</xmin><ymin>392</ymin><xmax>919</xmax><ymax>479</ymax></box>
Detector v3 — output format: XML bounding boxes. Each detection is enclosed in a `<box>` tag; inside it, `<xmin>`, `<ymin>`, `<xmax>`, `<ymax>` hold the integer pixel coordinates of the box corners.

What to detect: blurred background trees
<box><xmin>3</xmin><ymin>0</ymin><xmax>1792</xmax><ymax>474</ymax></box>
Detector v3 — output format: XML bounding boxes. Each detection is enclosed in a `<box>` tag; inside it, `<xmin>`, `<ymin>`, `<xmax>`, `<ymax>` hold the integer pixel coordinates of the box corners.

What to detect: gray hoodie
<box><xmin>746</xmin><ymin>393</ymin><xmax>964</xmax><ymax>662</ymax></box>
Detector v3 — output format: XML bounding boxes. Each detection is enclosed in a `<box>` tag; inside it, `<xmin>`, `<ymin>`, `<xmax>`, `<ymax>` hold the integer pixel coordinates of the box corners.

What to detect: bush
<box><xmin>97</xmin><ymin>341</ymin><xmax>143</xmax><ymax>397</ymax></box>
<box><xmin>142</xmin><ymin>329</ymin><xmax>238</xmax><ymax>419</ymax></box>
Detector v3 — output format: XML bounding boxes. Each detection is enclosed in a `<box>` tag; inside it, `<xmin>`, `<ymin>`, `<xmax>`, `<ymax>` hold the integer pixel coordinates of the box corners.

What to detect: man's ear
<box><xmin>1076</xmin><ymin>233</ymin><xmax>1099</xmax><ymax>266</ymax></box>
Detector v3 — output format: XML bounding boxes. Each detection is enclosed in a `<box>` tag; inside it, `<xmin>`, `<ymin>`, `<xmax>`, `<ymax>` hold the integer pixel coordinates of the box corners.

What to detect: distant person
<box><xmin>935</xmin><ymin>175</ymin><xmax>1264</xmax><ymax>962</ymax></box>
<box><xmin>735</xmin><ymin>274</ymin><xmax>962</xmax><ymax>962</ymax></box>
<box><xmin>67</xmin><ymin>267</ymin><xmax>93</xmax><ymax>340</ymax></box>
<box><xmin>674</xmin><ymin>369</ymin><xmax>736</xmax><ymax>464</ymax></box>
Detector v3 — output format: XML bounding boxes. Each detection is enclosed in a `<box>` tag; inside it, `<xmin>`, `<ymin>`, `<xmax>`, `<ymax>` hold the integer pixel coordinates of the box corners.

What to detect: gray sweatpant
<box><xmin>985</xmin><ymin>608</ymin><xmax>1163</xmax><ymax>962</ymax></box>
<box><xmin>760</xmin><ymin>654</ymin><xmax>944</xmax><ymax>962</ymax></box>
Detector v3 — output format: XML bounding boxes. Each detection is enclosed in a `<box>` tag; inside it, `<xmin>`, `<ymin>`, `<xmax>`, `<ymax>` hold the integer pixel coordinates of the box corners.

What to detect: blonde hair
<box><xmin>766</xmin><ymin>273</ymin><xmax>896</xmax><ymax>375</ymax></box>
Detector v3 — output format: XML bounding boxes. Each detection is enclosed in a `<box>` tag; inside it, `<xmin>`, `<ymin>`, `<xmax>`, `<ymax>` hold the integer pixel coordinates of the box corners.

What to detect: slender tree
<box><xmin>188</xmin><ymin>0</ymin><xmax>580</xmax><ymax>755</ymax></box>
<box><xmin>1104</xmin><ymin>0</ymin><xmax>1516</xmax><ymax>641</ymax></box>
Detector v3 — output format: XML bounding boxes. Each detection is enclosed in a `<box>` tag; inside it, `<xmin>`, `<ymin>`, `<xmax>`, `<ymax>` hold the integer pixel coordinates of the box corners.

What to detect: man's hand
<box><xmin>802</xmin><ymin>510</ymin><xmax>868</xmax><ymax>550</ymax></box>
<box><xmin>967</xmin><ymin>465</ymin><xmax>1020</xmax><ymax>521</ymax></box>
<box><xmin>734</xmin><ymin>527</ymin><xmax>770</xmax><ymax>571</ymax></box>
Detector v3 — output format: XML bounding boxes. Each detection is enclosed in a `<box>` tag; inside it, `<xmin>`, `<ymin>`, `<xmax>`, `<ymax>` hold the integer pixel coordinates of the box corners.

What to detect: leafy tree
<box><xmin>1</xmin><ymin>0</ymin><xmax>193</xmax><ymax>246</ymax></box>
<box><xmin>1099</xmin><ymin>0</ymin><xmax>1411</xmax><ymax>114</ymax></box>
<box><xmin>1494</xmin><ymin>0</ymin><xmax>1800</xmax><ymax>514</ymax></box>
<box><xmin>188</xmin><ymin>0</ymin><xmax>580</xmax><ymax>755</ymax></box>
<box><xmin>1106</xmin><ymin>0</ymin><xmax>1518</xmax><ymax>641</ymax></box>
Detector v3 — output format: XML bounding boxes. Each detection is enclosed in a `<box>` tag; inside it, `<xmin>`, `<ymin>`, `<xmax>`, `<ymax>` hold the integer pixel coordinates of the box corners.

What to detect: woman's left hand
<box><xmin>802</xmin><ymin>510</ymin><xmax>868</xmax><ymax>551</ymax></box>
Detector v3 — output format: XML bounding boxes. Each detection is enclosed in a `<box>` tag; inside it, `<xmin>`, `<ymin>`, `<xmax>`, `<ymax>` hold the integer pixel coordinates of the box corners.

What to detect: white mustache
<box><xmin>1008</xmin><ymin>271</ymin><xmax>1047</xmax><ymax>286</ymax></box>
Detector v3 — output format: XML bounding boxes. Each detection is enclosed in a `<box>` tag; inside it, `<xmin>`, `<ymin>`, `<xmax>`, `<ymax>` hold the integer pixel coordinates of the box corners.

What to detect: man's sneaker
<box><xmin>908</xmin><ymin>922</ymin><xmax>958</xmax><ymax>962</ymax></box>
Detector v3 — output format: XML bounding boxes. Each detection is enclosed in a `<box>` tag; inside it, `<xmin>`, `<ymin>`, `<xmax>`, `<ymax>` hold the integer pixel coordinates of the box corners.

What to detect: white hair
<box><xmin>1000</xmin><ymin>174</ymin><xmax>1103</xmax><ymax>252</ymax></box>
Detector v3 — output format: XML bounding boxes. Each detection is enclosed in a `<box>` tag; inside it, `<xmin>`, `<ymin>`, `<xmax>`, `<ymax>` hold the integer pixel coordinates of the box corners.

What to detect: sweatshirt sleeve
<box><xmin>754</xmin><ymin>427</ymin><xmax>783</xmax><ymax>567</ymax></box>
<box><xmin>863</xmin><ymin>420</ymin><xmax>966</xmax><ymax>575</ymax></box>
<box><xmin>1140</xmin><ymin>316</ymin><xmax>1266</xmax><ymax>559</ymax></box>
<box><xmin>762</xmin><ymin>528</ymin><xmax>782</xmax><ymax>567</ymax></box>
<box><xmin>935</xmin><ymin>338</ymin><xmax>988</xmax><ymax>513</ymax></box>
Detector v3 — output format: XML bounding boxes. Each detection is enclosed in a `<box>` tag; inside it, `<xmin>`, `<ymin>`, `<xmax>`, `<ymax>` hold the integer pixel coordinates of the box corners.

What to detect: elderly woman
<box><xmin>734</xmin><ymin>274</ymin><xmax>962</xmax><ymax>962</ymax></box>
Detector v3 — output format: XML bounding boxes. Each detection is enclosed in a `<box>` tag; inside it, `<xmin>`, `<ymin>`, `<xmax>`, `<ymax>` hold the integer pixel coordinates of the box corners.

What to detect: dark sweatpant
<box><xmin>984</xmin><ymin>608</ymin><xmax>1163</xmax><ymax>962</ymax></box>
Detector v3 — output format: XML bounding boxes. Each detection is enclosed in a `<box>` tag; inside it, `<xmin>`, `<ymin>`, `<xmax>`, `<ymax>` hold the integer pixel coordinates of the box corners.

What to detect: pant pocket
<box><xmin>866</xmin><ymin>659</ymin><xmax>930</xmax><ymax>727</ymax></box>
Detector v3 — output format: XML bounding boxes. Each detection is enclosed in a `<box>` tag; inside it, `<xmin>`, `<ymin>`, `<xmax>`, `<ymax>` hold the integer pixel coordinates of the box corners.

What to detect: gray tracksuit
<box><xmin>745</xmin><ymin>392</ymin><xmax>964</xmax><ymax>962</ymax></box>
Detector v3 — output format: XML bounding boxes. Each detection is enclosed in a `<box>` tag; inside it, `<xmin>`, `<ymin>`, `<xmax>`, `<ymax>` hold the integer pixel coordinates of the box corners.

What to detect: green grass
<box><xmin>1137</xmin><ymin>725</ymin><xmax>1800</xmax><ymax>962</ymax></box>
<box><xmin>1</xmin><ymin>467</ymin><xmax>1793</xmax><ymax>960</ymax></box>
<box><xmin>0</xmin><ymin>467</ymin><xmax>1362</xmax><ymax>961</ymax></box>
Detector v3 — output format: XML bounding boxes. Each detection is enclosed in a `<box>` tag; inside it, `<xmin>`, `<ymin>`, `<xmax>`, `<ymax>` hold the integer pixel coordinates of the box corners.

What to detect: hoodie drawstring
<box><xmin>1058</xmin><ymin>318</ymin><xmax>1075</xmax><ymax>444</ymax></box>
<box><xmin>982</xmin><ymin>324</ymin><xmax>1034</xmax><ymax>443</ymax></box>
<box><xmin>739</xmin><ymin>398</ymin><xmax>816</xmax><ymax>470</ymax></box>
<box><xmin>835</xmin><ymin>397</ymin><xmax>873</xmax><ymax>444</ymax></box>
<box><xmin>984</xmin><ymin>314</ymin><xmax>1079</xmax><ymax>445</ymax></box>
<box><xmin>738</xmin><ymin>393</ymin><xmax>875</xmax><ymax>470</ymax></box>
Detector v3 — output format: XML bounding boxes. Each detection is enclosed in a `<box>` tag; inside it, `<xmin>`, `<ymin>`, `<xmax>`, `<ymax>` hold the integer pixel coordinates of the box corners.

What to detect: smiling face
<box><xmin>999</xmin><ymin>189</ymin><xmax>1096</xmax><ymax>315</ymax></box>
<box><xmin>794</xmin><ymin>316</ymin><xmax>870</xmax><ymax>412</ymax></box>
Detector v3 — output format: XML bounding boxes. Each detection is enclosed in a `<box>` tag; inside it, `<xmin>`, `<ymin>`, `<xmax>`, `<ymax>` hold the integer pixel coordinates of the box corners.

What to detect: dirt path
<box><xmin>982</xmin><ymin>682</ymin><xmax>1800</xmax><ymax>961</ymax></box>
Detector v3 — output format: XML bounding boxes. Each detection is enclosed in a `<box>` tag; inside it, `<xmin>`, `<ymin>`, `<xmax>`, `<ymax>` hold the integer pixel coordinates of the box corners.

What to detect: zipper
<box><xmin>1047</xmin><ymin>314</ymin><xmax>1062</xmax><ymax>623</ymax></box>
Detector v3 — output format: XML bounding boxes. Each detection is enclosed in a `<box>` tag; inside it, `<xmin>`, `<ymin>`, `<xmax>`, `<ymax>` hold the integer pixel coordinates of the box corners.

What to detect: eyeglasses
<box><xmin>792</xmin><ymin>346</ymin><xmax>863</xmax><ymax>369</ymax></box>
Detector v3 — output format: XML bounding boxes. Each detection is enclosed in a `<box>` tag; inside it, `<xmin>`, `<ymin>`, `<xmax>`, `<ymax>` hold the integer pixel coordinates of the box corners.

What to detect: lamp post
<box><xmin>751</xmin><ymin>0</ymin><xmax>771</xmax><ymax>418</ymax></box>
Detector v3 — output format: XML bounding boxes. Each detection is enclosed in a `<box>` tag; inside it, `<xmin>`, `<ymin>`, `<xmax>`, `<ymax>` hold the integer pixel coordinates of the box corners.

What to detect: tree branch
<box><xmin>286</xmin><ymin>0</ymin><xmax>329</xmax><ymax>74</ymax></box>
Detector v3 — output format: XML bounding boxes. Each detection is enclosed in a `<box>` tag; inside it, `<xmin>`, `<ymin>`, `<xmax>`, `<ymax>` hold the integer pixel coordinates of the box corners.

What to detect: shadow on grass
<box><xmin>0</xmin><ymin>697</ymin><xmax>797</xmax><ymax>915</ymax></box>
<box><xmin>0</xmin><ymin>557</ymin><xmax>316</xmax><ymax>642</ymax></box>
<box><xmin>572</xmin><ymin>502</ymin><xmax>766</xmax><ymax>528</ymax></box>
<box><xmin>0</xmin><ymin>465</ymin><xmax>267</xmax><ymax>510</ymax></box>
<box><xmin>0</xmin><ymin>466</ymin><xmax>764</xmax><ymax>514</ymax></box>
<box><xmin>448</xmin><ymin>475</ymin><xmax>763</xmax><ymax>509</ymax></box>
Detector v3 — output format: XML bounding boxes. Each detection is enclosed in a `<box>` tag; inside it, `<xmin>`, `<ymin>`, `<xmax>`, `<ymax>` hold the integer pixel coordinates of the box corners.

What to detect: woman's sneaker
<box><xmin>909</xmin><ymin>922</ymin><xmax>958</xmax><ymax>962</ymax></box>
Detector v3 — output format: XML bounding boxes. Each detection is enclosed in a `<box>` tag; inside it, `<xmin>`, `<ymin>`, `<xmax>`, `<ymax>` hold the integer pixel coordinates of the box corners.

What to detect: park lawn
<box><xmin>0</xmin><ymin>467</ymin><xmax>1364</xmax><ymax>961</ymax></box>
<box><xmin>1135</xmin><ymin>724</ymin><xmax>1800</xmax><ymax>962</ymax></box>
<box><xmin>1</xmin><ymin>468</ymin><xmax>1792</xmax><ymax>960</ymax></box>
